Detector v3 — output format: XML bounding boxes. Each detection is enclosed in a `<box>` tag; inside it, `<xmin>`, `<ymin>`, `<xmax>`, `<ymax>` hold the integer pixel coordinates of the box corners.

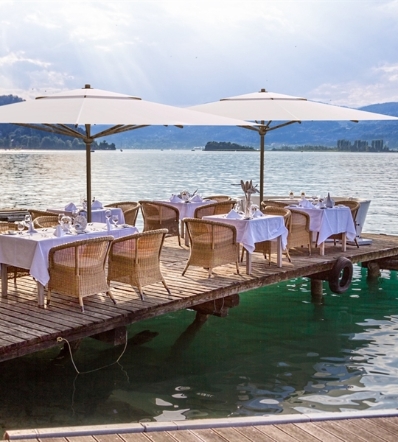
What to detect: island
<box><xmin>204</xmin><ymin>141</ymin><xmax>257</xmax><ymax>151</ymax></box>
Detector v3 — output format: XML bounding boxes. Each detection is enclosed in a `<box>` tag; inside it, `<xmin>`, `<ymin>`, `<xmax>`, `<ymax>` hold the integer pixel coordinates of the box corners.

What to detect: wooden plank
<box><xmin>294</xmin><ymin>422</ymin><xmax>345</xmax><ymax>441</ymax></box>
<box><xmin>347</xmin><ymin>418</ymin><xmax>398</xmax><ymax>441</ymax></box>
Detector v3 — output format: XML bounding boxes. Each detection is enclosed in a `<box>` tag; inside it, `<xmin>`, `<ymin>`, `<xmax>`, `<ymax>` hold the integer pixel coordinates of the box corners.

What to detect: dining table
<box><xmin>154</xmin><ymin>198</ymin><xmax>215</xmax><ymax>243</ymax></box>
<box><xmin>0</xmin><ymin>222</ymin><xmax>138</xmax><ymax>307</ymax></box>
<box><xmin>203</xmin><ymin>213</ymin><xmax>288</xmax><ymax>274</ymax></box>
<box><xmin>47</xmin><ymin>207</ymin><xmax>125</xmax><ymax>225</ymax></box>
<box><xmin>287</xmin><ymin>204</ymin><xmax>356</xmax><ymax>255</ymax></box>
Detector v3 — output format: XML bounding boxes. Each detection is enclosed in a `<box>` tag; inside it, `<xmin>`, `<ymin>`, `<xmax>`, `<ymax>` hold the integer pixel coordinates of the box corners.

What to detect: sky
<box><xmin>1</xmin><ymin>0</ymin><xmax>398</xmax><ymax>108</ymax></box>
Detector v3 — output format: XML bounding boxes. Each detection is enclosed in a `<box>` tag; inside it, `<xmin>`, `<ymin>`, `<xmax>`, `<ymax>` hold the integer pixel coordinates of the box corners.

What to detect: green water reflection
<box><xmin>1</xmin><ymin>265</ymin><xmax>398</xmax><ymax>431</ymax></box>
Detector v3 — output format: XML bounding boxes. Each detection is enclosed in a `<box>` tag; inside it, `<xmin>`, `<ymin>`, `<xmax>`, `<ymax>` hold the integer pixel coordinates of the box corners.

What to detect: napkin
<box><xmin>299</xmin><ymin>198</ymin><xmax>313</xmax><ymax>208</ymax></box>
<box><xmin>226</xmin><ymin>210</ymin><xmax>242</xmax><ymax>219</ymax></box>
<box><xmin>253</xmin><ymin>209</ymin><xmax>263</xmax><ymax>218</ymax></box>
<box><xmin>190</xmin><ymin>194</ymin><xmax>203</xmax><ymax>202</ymax></box>
<box><xmin>92</xmin><ymin>200</ymin><xmax>103</xmax><ymax>209</ymax></box>
<box><xmin>170</xmin><ymin>195</ymin><xmax>183</xmax><ymax>203</ymax></box>
<box><xmin>65</xmin><ymin>202</ymin><xmax>77</xmax><ymax>212</ymax></box>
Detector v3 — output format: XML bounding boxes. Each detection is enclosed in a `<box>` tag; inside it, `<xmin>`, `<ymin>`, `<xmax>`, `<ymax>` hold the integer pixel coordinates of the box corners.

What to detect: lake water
<box><xmin>1</xmin><ymin>149</ymin><xmax>398</xmax><ymax>431</ymax></box>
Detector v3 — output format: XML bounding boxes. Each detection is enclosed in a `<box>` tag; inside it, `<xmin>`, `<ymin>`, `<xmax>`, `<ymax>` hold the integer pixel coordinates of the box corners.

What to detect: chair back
<box><xmin>261</xmin><ymin>200</ymin><xmax>288</xmax><ymax>209</ymax></box>
<box><xmin>29</xmin><ymin>209</ymin><xmax>56</xmax><ymax>220</ymax></box>
<box><xmin>203</xmin><ymin>195</ymin><xmax>233</xmax><ymax>202</ymax></box>
<box><xmin>183</xmin><ymin>218</ymin><xmax>239</xmax><ymax>277</ymax></box>
<box><xmin>0</xmin><ymin>221</ymin><xmax>17</xmax><ymax>232</ymax></box>
<box><xmin>288</xmin><ymin>209</ymin><xmax>312</xmax><ymax>254</ymax></box>
<box><xmin>194</xmin><ymin>201</ymin><xmax>235</xmax><ymax>218</ymax></box>
<box><xmin>104</xmin><ymin>201</ymin><xmax>139</xmax><ymax>214</ymax></box>
<box><xmin>34</xmin><ymin>215</ymin><xmax>59</xmax><ymax>228</ymax></box>
<box><xmin>139</xmin><ymin>201</ymin><xmax>181</xmax><ymax>245</ymax></box>
<box><xmin>261</xmin><ymin>206</ymin><xmax>291</xmax><ymax>228</ymax></box>
<box><xmin>123</xmin><ymin>204</ymin><xmax>141</xmax><ymax>226</ymax></box>
<box><xmin>108</xmin><ymin>229</ymin><xmax>170</xmax><ymax>298</ymax></box>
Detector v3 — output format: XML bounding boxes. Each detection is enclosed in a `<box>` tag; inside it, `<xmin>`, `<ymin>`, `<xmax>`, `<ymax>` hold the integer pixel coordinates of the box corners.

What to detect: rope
<box><xmin>56</xmin><ymin>329</ymin><xmax>129</xmax><ymax>375</ymax></box>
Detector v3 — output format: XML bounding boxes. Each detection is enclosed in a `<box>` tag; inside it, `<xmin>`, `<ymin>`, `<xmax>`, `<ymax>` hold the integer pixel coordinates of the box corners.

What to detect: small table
<box><xmin>47</xmin><ymin>207</ymin><xmax>125</xmax><ymax>225</ymax></box>
<box><xmin>154</xmin><ymin>199</ymin><xmax>215</xmax><ymax>243</ymax></box>
<box><xmin>203</xmin><ymin>214</ymin><xmax>288</xmax><ymax>274</ymax></box>
<box><xmin>0</xmin><ymin>223</ymin><xmax>138</xmax><ymax>307</ymax></box>
<box><xmin>288</xmin><ymin>206</ymin><xmax>356</xmax><ymax>255</ymax></box>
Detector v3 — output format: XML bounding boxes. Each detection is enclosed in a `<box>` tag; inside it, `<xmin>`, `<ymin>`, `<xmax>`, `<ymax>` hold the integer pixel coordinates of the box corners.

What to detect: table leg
<box><xmin>180</xmin><ymin>220</ymin><xmax>185</xmax><ymax>238</ymax></box>
<box><xmin>1</xmin><ymin>264</ymin><xmax>8</xmax><ymax>298</ymax></box>
<box><xmin>276</xmin><ymin>235</ymin><xmax>282</xmax><ymax>267</ymax></box>
<box><xmin>245</xmin><ymin>252</ymin><xmax>252</xmax><ymax>275</ymax></box>
<box><xmin>341</xmin><ymin>232</ymin><xmax>347</xmax><ymax>252</ymax></box>
<box><xmin>37</xmin><ymin>282</ymin><xmax>45</xmax><ymax>308</ymax></box>
<box><xmin>319</xmin><ymin>242</ymin><xmax>325</xmax><ymax>255</ymax></box>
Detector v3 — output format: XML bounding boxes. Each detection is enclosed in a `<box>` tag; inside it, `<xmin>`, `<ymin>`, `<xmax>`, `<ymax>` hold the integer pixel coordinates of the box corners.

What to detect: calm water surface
<box><xmin>0</xmin><ymin>150</ymin><xmax>398</xmax><ymax>431</ymax></box>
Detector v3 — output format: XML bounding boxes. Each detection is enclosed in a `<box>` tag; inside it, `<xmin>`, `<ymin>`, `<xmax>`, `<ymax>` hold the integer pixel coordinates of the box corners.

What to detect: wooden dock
<box><xmin>1</xmin><ymin>232</ymin><xmax>398</xmax><ymax>363</ymax></box>
<box><xmin>4</xmin><ymin>410</ymin><xmax>398</xmax><ymax>441</ymax></box>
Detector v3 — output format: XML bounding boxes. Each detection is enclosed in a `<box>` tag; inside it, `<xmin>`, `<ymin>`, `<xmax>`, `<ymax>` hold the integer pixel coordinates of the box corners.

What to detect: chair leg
<box><xmin>79</xmin><ymin>296</ymin><xmax>85</xmax><ymax>313</ymax></box>
<box><xmin>235</xmin><ymin>262</ymin><xmax>240</xmax><ymax>275</ymax></box>
<box><xmin>107</xmin><ymin>290</ymin><xmax>116</xmax><ymax>305</ymax></box>
<box><xmin>162</xmin><ymin>280</ymin><xmax>171</xmax><ymax>296</ymax></box>
<box><xmin>354</xmin><ymin>237</ymin><xmax>359</xmax><ymax>248</ymax></box>
<box><xmin>285</xmin><ymin>249</ymin><xmax>292</xmax><ymax>262</ymax></box>
<box><xmin>182</xmin><ymin>262</ymin><xmax>190</xmax><ymax>276</ymax></box>
<box><xmin>240</xmin><ymin>247</ymin><xmax>245</xmax><ymax>262</ymax></box>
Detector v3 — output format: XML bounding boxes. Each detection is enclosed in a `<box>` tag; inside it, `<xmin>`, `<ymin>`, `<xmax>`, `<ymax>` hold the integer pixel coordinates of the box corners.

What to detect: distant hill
<box><xmin>1</xmin><ymin>96</ymin><xmax>398</xmax><ymax>149</ymax></box>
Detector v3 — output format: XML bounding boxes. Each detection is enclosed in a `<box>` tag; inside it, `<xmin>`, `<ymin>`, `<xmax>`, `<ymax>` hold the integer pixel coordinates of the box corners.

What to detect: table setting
<box><xmin>0</xmin><ymin>221</ymin><xmax>138</xmax><ymax>307</ymax></box>
<box><xmin>202</xmin><ymin>180</ymin><xmax>288</xmax><ymax>273</ymax></box>
<box><xmin>285</xmin><ymin>194</ymin><xmax>356</xmax><ymax>254</ymax></box>
<box><xmin>47</xmin><ymin>198</ymin><xmax>125</xmax><ymax>225</ymax></box>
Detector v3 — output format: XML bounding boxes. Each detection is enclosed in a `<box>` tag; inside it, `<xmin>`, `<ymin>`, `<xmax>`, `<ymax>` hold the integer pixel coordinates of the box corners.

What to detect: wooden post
<box><xmin>367</xmin><ymin>261</ymin><xmax>380</xmax><ymax>279</ymax></box>
<box><xmin>311</xmin><ymin>279</ymin><xmax>324</xmax><ymax>302</ymax></box>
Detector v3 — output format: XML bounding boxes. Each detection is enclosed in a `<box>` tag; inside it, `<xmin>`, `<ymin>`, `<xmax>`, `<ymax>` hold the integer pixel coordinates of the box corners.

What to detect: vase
<box><xmin>244</xmin><ymin>194</ymin><xmax>252</xmax><ymax>218</ymax></box>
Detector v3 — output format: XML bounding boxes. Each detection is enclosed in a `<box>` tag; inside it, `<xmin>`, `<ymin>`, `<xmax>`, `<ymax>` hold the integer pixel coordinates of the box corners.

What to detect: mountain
<box><xmin>1</xmin><ymin>96</ymin><xmax>398</xmax><ymax>149</ymax></box>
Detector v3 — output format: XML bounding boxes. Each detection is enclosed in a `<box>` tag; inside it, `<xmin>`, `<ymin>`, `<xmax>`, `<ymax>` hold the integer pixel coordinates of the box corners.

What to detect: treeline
<box><xmin>204</xmin><ymin>141</ymin><xmax>257</xmax><ymax>151</ymax></box>
<box><xmin>0</xmin><ymin>94</ymin><xmax>116</xmax><ymax>150</ymax></box>
<box><xmin>272</xmin><ymin>144</ymin><xmax>393</xmax><ymax>152</ymax></box>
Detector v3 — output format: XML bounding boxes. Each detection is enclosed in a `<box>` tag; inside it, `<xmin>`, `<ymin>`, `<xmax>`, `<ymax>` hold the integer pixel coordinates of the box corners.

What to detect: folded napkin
<box><xmin>170</xmin><ymin>195</ymin><xmax>183</xmax><ymax>203</ymax></box>
<box><xmin>226</xmin><ymin>210</ymin><xmax>242</xmax><ymax>219</ymax></box>
<box><xmin>91</xmin><ymin>200</ymin><xmax>103</xmax><ymax>209</ymax></box>
<box><xmin>65</xmin><ymin>202</ymin><xmax>77</xmax><ymax>212</ymax></box>
<box><xmin>190</xmin><ymin>194</ymin><xmax>203</xmax><ymax>202</ymax></box>
<box><xmin>253</xmin><ymin>209</ymin><xmax>263</xmax><ymax>218</ymax></box>
<box><xmin>299</xmin><ymin>198</ymin><xmax>313</xmax><ymax>208</ymax></box>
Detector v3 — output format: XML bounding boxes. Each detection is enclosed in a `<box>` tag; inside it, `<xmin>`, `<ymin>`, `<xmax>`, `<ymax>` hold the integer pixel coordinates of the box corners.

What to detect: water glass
<box><xmin>17</xmin><ymin>221</ymin><xmax>25</xmax><ymax>234</ymax></box>
<box><xmin>112</xmin><ymin>214</ymin><xmax>119</xmax><ymax>227</ymax></box>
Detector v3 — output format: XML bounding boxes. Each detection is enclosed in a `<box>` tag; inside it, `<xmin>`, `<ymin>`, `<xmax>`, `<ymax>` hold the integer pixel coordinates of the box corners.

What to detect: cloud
<box><xmin>1</xmin><ymin>0</ymin><xmax>398</xmax><ymax>107</ymax></box>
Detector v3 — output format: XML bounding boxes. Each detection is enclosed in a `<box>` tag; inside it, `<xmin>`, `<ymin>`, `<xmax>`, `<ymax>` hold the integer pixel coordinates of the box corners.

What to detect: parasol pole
<box><xmin>259</xmin><ymin>122</ymin><xmax>266</xmax><ymax>204</ymax></box>
<box><xmin>84</xmin><ymin>124</ymin><xmax>93</xmax><ymax>222</ymax></box>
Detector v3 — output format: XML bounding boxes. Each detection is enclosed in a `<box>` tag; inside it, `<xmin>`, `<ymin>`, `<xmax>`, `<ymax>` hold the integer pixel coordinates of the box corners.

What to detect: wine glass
<box><xmin>112</xmin><ymin>214</ymin><xmax>119</xmax><ymax>227</ymax></box>
<box><xmin>17</xmin><ymin>221</ymin><xmax>25</xmax><ymax>234</ymax></box>
<box><xmin>24</xmin><ymin>214</ymin><xmax>31</xmax><ymax>225</ymax></box>
<box><xmin>105</xmin><ymin>209</ymin><xmax>112</xmax><ymax>223</ymax></box>
<box><xmin>58</xmin><ymin>213</ymin><xmax>64</xmax><ymax>225</ymax></box>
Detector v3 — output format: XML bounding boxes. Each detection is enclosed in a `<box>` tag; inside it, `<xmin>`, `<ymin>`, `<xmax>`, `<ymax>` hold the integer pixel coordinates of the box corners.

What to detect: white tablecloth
<box><xmin>47</xmin><ymin>207</ymin><xmax>125</xmax><ymax>224</ymax></box>
<box><xmin>0</xmin><ymin>223</ymin><xmax>138</xmax><ymax>287</ymax></box>
<box><xmin>154</xmin><ymin>200</ymin><xmax>214</xmax><ymax>220</ymax></box>
<box><xmin>203</xmin><ymin>214</ymin><xmax>288</xmax><ymax>254</ymax></box>
<box><xmin>288</xmin><ymin>206</ymin><xmax>356</xmax><ymax>245</ymax></box>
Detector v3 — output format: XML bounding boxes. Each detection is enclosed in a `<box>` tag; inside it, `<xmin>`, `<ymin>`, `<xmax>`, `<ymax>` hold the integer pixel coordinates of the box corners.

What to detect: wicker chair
<box><xmin>261</xmin><ymin>200</ymin><xmax>289</xmax><ymax>209</ymax></box>
<box><xmin>287</xmin><ymin>209</ymin><xmax>312</xmax><ymax>259</ymax></box>
<box><xmin>47</xmin><ymin>236</ymin><xmax>115</xmax><ymax>312</ymax></box>
<box><xmin>182</xmin><ymin>218</ymin><xmax>240</xmax><ymax>278</ymax></box>
<box><xmin>123</xmin><ymin>204</ymin><xmax>141</xmax><ymax>226</ymax></box>
<box><xmin>104</xmin><ymin>201</ymin><xmax>139</xmax><ymax>214</ymax></box>
<box><xmin>139</xmin><ymin>201</ymin><xmax>181</xmax><ymax>246</ymax></box>
<box><xmin>323</xmin><ymin>200</ymin><xmax>360</xmax><ymax>248</ymax></box>
<box><xmin>241</xmin><ymin>207</ymin><xmax>292</xmax><ymax>265</ymax></box>
<box><xmin>33</xmin><ymin>215</ymin><xmax>59</xmax><ymax>228</ymax></box>
<box><xmin>203</xmin><ymin>195</ymin><xmax>234</xmax><ymax>202</ymax></box>
<box><xmin>193</xmin><ymin>201</ymin><xmax>235</xmax><ymax>219</ymax></box>
<box><xmin>29</xmin><ymin>209</ymin><xmax>57</xmax><ymax>220</ymax></box>
<box><xmin>107</xmin><ymin>229</ymin><xmax>170</xmax><ymax>300</ymax></box>
<box><xmin>0</xmin><ymin>221</ymin><xmax>30</xmax><ymax>282</ymax></box>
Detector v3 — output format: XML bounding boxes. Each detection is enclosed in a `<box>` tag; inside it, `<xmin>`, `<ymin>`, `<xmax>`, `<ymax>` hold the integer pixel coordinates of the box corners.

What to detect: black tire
<box><xmin>328</xmin><ymin>257</ymin><xmax>353</xmax><ymax>294</ymax></box>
